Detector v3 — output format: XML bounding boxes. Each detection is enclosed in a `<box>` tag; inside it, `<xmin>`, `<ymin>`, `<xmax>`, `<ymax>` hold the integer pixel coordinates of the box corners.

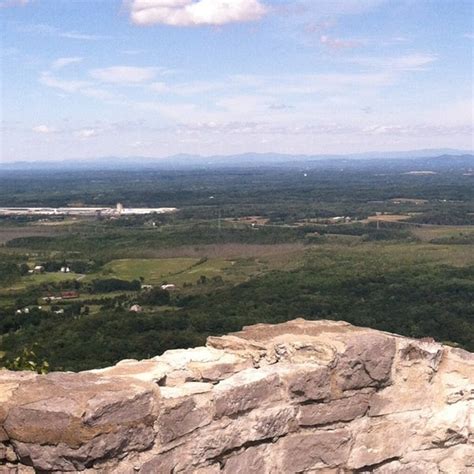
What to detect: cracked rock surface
<box><xmin>0</xmin><ymin>319</ymin><xmax>472</xmax><ymax>473</ymax></box>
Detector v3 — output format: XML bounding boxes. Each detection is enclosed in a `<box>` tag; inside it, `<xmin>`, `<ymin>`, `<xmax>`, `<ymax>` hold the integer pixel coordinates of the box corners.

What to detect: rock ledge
<box><xmin>1</xmin><ymin>319</ymin><xmax>473</xmax><ymax>473</ymax></box>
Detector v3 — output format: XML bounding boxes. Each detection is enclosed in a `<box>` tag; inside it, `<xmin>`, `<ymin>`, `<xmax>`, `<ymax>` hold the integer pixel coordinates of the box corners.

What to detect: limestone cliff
<box><xmin>0</xmin><ymin>319</ymin><xmax>473</xmax><ymax>473</ymax></box>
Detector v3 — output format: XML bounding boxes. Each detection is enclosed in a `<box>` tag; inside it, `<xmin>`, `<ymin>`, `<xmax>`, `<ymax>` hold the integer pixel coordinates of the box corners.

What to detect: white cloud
<box><xmin>464</xmin><ymin>33</ymin><xmax>474</xmax><ymax>40</ymax></box>
<box><xmin>150</xmin><ymin>72</ymin><xmax>391</xmax><ymax>101</ymax></box>
<box><xmin>39</xmin><ymin>71</ymin><xmax>91</xmax><ymax>93</ymax></box>
<box><xmin>39</xmin><ymin>71</ymin><xmax>117</xmax><ymax>101</ymax></box>
<box><xmin>18</xmin><ymin>23</ymin><xmax>110</xmax><ymax>41</ymax></box>
<box><xmin>150</xmin><ymin>81</ymin><xmax>169</xmax><ymax>93</ymax></box>
<box><xmin>362</xmin><ymin>123</ymin><xmax>473</xmax><ymax>137</ymax></box>
<box><xmin>350</xmin><ymin>53</ymin><xmax>437</xmax><ymax>71</ymax></box>
<box><xmin>90</xmin><ymin>66</ymin><xmax>158</xmax><ymax>83</ymax></box>
<box><xmin>51</xmin><ymin>57</ymin><xmax>83</xmax><ymax>70</ymax></box>
<box><xmin>320</xmin><ymin>35</ymin><xmax>363</xmax><ymax>50</ymax></box>
<box><xmin>129</xmin><ymin>0</ymin><xmax>268</xmax><ymax>27</ymax></box>
<box><xmin>285</xmin><ymin>0</ymin><xmax>387</xmax><ymax>17</ymax></box>
<box><xmin>75</xmin><ymin>128</ymin><xmax>97</xmax><ymax>139</ymax></box>
<box><xmin>81</xmin><ymin>88</ymin><xmax>118</xmax><ymax>100</ymax></box>
<box><xmin>32</xmin><ymin>124</ymin><xmax>57</xmax><ymax>134</ymax></box>
<box><xmin>60</xmin><ymin>32</ymin><xmax>108</xmax><ymax>41</ymax></box>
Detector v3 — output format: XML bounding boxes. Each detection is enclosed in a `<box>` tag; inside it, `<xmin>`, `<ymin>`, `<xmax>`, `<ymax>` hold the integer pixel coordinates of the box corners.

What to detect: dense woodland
<box><xmin>0</xmin><ymin>157</ymin><xmax>473</xmax><ymax>371</ymax></box>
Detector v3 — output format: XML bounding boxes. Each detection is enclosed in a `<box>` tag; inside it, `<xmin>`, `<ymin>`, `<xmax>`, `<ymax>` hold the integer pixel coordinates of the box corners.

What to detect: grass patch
<box><xmin>93</xmin><ymin>258</ymin><xmax>201</xmax><ymax>284</ymax></box>
<box><xmin>3</xmin><ymin>272</ymin><xmax>80</xmax><ymax>291</ymax></box>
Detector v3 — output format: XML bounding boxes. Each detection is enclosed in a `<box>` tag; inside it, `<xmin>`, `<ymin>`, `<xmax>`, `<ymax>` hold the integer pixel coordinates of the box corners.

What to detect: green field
<box><xmin>96</xmin><ymin>258</ymin><xmax>200</xmax><ymax>283</ymax></box>
<box><xmin>3</xmin><ymin>272</ymin><xmax>81</xmax><ymax>292</ymax></box>
<box><xmin>90</xmin><ymin>257</ymin><xmax>259</xmax><ymax>287</ymax></box>
<box><xmin>412</xmin><ymin>225</ymin><xmax>474</xmax><ymax>242</ymax></box>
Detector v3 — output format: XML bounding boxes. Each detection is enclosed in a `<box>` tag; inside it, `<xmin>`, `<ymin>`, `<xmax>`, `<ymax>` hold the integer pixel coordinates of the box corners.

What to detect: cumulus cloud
<box><xmin>90</xmin><ymin>66</ymin><xmax>158</xmax><ymax>83</ymax></box>
<box><xmin>51</xmin><ymin>57</ymin><xmax>83</xmax><ymax>70</ymax></box>
<box><xmin>32</xmin><ymin>124</ymin><xmax>57</xmax><ymax>134</ymax></box>
<box><xmin>129</xmin><ymin>0</ymin><xmax>268</xmax><ymax>27</ymax></box>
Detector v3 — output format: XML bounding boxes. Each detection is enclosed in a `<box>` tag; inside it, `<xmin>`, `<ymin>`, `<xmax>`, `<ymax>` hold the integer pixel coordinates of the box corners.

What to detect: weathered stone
<box><xmin>90</xmin><ymin>359</ymin><xmax>171</xmax><ymax>384</ymax></box>
<box><xmin>0</xmin><ymin>320</ymin><xmax>471</xmax><ymax>473</ymax></box>
<box><xmin>191</xmin><ymin>405</ymin><xmax>297</xmax><ymax>462</ymax></box>
<box><xmin>213</xmin><ymin>368</ymin><xmax>283</xmax><ymax>418</ymax></box>
<box><xmin>336</xmin><ymin>333</ymin><xmax>396</xmax><ymax>391</ymax></box>
<box><xmin>3</xmin><ymin>373</ymin><xmax>158</xmax><ymax>448</ymax></box>
<box><xmin>0</xmin><ymin>370</ymin><xmax>37</xmax><ymax>429</ymax></box>
<box><xmin>11</xmin><ymin>424</ymin><xmax>155</xmax><ymax>471</ymax></box>
<box><xmin>285</xmin><ymin>364</ymin><xmax>331</xmax><ymax>401</ymax></box>
<box><xmin>348</xmin><ymin>412</ymin><xmax>428</xmax><ymax>470</ymax></box>
<box><xmin>157</xmin><ymin>392</ymin><xmax>213</xmax><ymax>443</ymax></box>
<box><xmin>392</xmin><ymin>444</ymin><xmax>474</xmax><ymax>474</ymax></box>
<box><xmin>372</xmin><ymin>460</ymin><xmax>439</xmax><ymax>473</ymax></box>
<box><xmin>279</xmin><ymin>429</ymin><xmax>352</xmax><ymax>472</ymax></box>
<box><xmin>299</xmin><ymin>392</ymin><xmax>371</xmax><ymax>426</ymax></box>
<box><xmin>399</xmin><ymin>339</ymin><xmax>444</xmax><ymax>371</ymax></box>
<box><xmin>139</xmin><ymin>450</ymin><xmax>180</xmax><ymax>474</ymax></box>
<box><xmin>222</xmin><ymin>444</ymin><xmax>270</xmax><ymax>473</ymax></box>
<box><xmin>188</xmin><ymin>352</ymin><xmax>253</xmax><ymax>382</ymax></box>
<box><xmin>0</xmin><ymin>465</ymin><xmax>35</xmax><ymax>474</ymax></box>
<box><xmin>191</xmin><ymin>465</ymin><xmax>221</xmax><ymax>474</ymax></box>
<box><xmin>424</xmin><ymin>400</ymin><xmax>471</xmax><ymax>448</ymax></box>
<box><xmin>4</xmin><ymin>445</ymin><xmax>17</xmax><ymax>463</ymax></box>
<box><xmin>368</xmin><ymin>339</ymin><xmax>449</xmax><ymax>417</ymax></box>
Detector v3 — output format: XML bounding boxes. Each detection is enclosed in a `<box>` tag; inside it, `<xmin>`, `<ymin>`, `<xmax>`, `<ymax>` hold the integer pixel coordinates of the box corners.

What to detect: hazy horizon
<box><xmin>1</xmin><ymin>0</ymin><xmax>473</xmax><ymax>162</ymax></box>
<box><xmin>1</xmin><ymin>148</ymin><xmax>473</xmax><ymax>169</ymax></box>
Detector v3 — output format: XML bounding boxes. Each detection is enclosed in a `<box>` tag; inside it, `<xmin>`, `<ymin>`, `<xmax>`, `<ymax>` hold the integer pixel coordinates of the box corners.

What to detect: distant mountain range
<box><xmin>1</xmin><ymin>149</ymin><xmax>473</xmax><ymax>171</ymax></box>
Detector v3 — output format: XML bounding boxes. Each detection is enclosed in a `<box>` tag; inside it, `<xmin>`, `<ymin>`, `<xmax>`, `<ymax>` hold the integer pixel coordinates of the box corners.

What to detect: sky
<box><xmin>1</xmin><ymin>0</ymin><xmax>473</xmax><ymax>162</ymax></box>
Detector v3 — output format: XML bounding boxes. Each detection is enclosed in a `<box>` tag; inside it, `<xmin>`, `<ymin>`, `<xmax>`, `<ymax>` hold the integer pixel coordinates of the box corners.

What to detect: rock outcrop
<box><xmin>1</xmin><ymin>319</ymin><xmax>473</xmax><ymax>473</ymax></box>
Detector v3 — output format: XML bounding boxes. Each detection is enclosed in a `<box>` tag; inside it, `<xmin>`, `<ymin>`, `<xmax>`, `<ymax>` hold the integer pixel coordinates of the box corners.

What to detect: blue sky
<box><xmin>1</xmin><ymin>0</ymin><xmax>473</xmax><ymax>161</ymax></box>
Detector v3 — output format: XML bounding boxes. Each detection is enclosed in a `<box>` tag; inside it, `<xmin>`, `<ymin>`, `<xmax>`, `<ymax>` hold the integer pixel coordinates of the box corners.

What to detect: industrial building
<box><xmin>0</xmin><ymin>203</ymin><xmax>177</xmax><ymax>217</ymax></box>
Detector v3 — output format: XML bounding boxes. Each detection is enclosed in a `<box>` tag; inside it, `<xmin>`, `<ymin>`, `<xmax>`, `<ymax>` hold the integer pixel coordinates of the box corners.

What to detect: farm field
<box><xmin>411</xmin><ymin>225</ymin><xmax>474</xmax><ymax>242</ymax></box>
<box><xmin>0</xmin><ymin>225</ymin><xmax>68</xmax><ymax>244</ymax></box>
<box><xmin>1</xmin><ymin>272</ymin><xmax>81</xmax><ymax>292</ymax></box>
<box><xmin>0</xmin><ymin>164</ymin><xmax>473</xmax><ymax>371</ymax></box>
<box><xmin>87</xmin><ymin>250</ymin><xmax>306</xmax><ymax>288</ymax></box>
<box><xmin>365</xmin><ymin>214</ymin><xmax>412</xmax><ymax>222</ymax></box>
<box><xmin>90</xmin><ymin>257</ymin><xmax>254</xmax><ymax>287</ymax></box>
<box><xmin>95</xmin><ymin>258</ymin><xmax>201</xmax><ymax>283</ymax></box>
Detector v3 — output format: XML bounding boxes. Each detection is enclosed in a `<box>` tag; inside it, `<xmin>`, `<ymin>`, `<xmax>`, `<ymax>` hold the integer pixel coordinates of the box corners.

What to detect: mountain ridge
<box><xmin>1</xmin><ymin>149</ymin><xmax>473</xmax><ymax>171</ymax></box>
